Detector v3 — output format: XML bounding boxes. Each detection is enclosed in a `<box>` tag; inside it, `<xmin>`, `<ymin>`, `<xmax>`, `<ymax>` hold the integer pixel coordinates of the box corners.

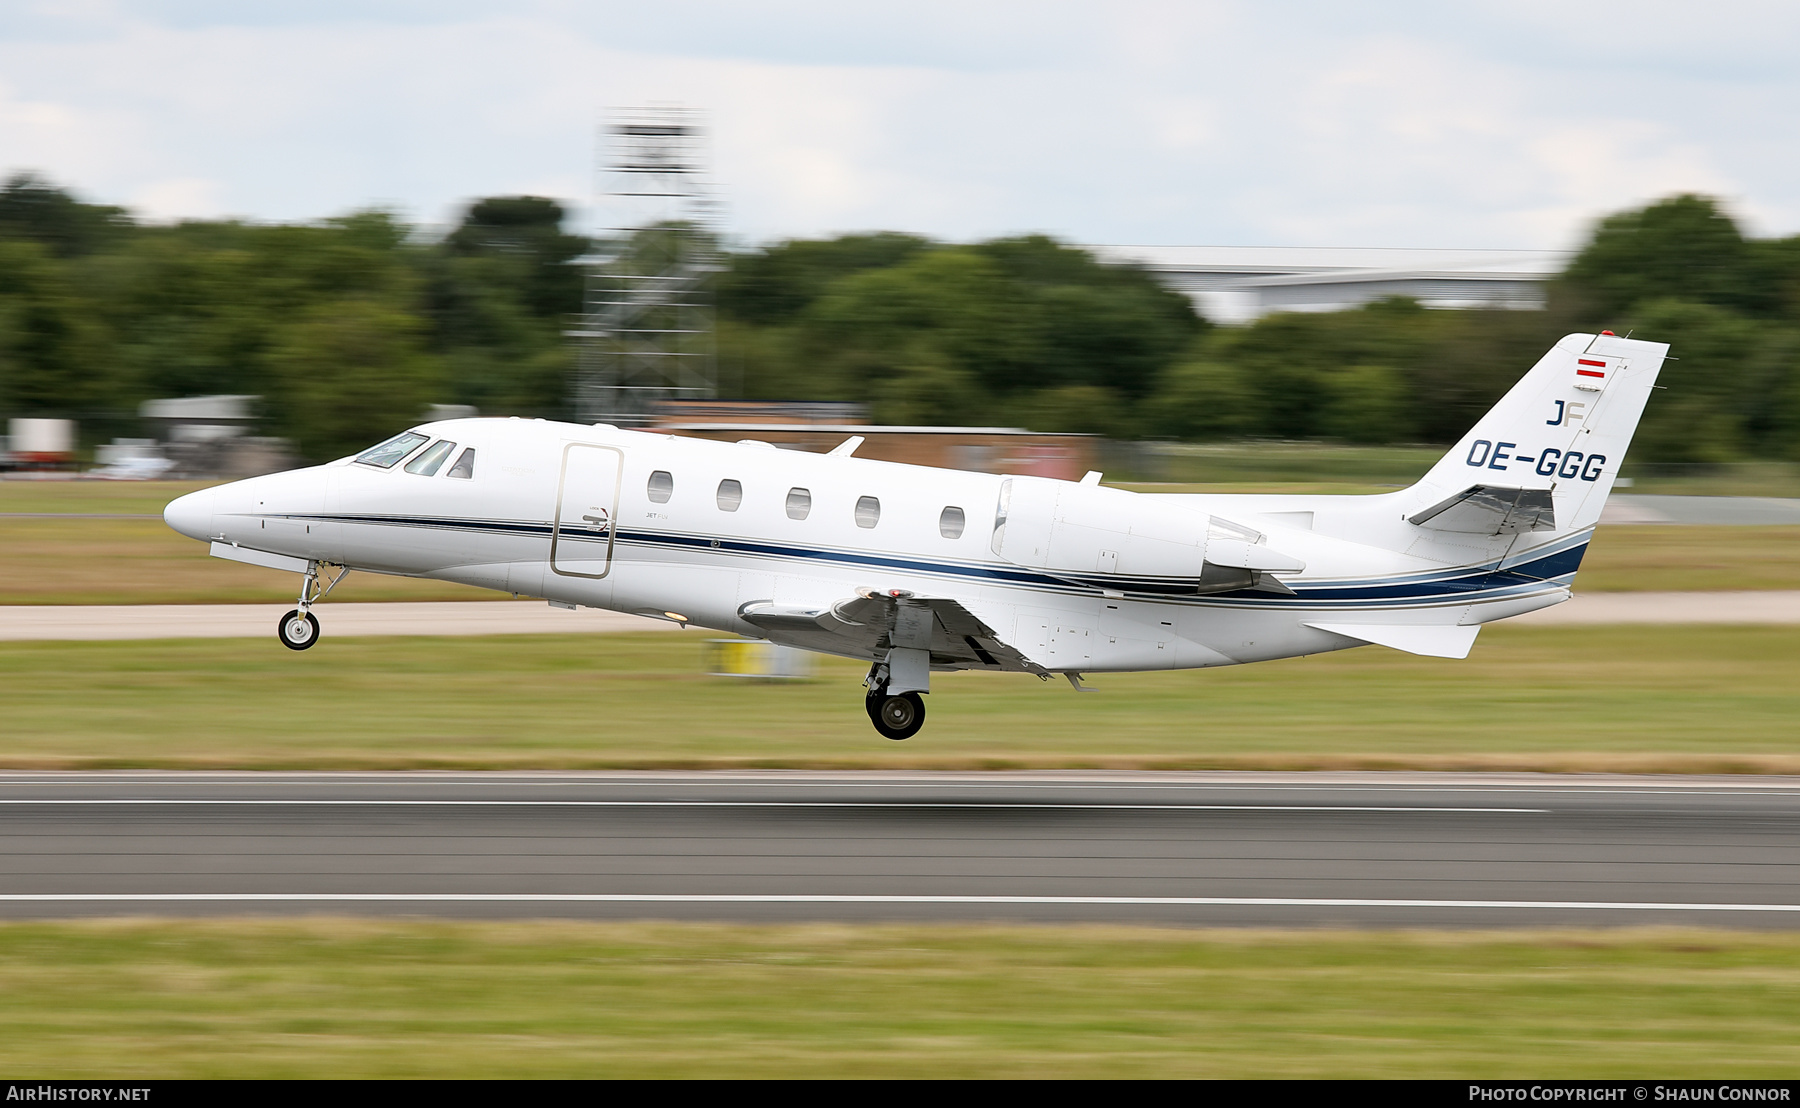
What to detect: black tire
<box><xmin>277</xmin><ymin>609</ymin><xmax>321</xmax><ymax>651</ymax></box>
<box><xmin>870</xmin><ymin>691</ymin><xmax>926</xmax><ymax>741</ymax></box>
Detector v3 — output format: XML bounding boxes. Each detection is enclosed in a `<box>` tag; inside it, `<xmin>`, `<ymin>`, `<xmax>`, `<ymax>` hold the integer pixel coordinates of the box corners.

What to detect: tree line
<box><xmin>2</xmin><ymin>171</ymin><xmax>1798</xmax><ymax>464</ymax></box>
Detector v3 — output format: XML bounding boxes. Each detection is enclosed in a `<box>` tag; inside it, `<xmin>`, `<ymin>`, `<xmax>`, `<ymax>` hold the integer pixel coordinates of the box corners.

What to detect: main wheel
<box><xmin>277</xmin><ymin>609</ymin><xmax>320</xmax><ymax>651</ymax></box>
<box><xmin>869</xmin><ymin>691</ymin><xmax>926</xmax><ymax>741</ymax></box>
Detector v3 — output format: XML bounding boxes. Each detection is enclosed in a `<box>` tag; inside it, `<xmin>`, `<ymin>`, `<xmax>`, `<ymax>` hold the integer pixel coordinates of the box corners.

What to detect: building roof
<box><xmin>1087</xmin><ymin>245</ymin><xmax>1572</xmax><ymax>323</ymax></box>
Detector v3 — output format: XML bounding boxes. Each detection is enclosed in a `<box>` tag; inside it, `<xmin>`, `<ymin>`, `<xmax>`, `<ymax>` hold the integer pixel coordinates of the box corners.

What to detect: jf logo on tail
<box><xmin>162</xmin><ymin>332</ymin><xmax>1666</xmax><ymax>740</ymax></box>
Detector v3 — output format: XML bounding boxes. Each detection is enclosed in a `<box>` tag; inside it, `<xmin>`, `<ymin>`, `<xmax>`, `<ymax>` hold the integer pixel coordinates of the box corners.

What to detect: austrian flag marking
<box><xmin>1573</xmin><ymin>357</ymin><xmax>1611</xmax><ymax>391</ymax></box>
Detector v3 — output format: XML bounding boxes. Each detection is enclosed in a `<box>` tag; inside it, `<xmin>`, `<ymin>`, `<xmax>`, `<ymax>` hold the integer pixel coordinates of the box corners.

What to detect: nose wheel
<box><xmin>277</xmin><ymin>609</ymin><xmax>321</xmax><ymax>651</ymax></box>
<box><xmin>274</xmin><ymin>561</ymin><xmax>347</xmax><ymax>651</ymax></box>
<box><xmin>866</xmin><ymin>687</ymin><xmax>926</xmax><ymax>740</ymax></box>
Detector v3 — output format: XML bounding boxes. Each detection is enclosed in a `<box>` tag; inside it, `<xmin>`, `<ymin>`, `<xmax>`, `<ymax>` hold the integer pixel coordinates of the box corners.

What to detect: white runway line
<box><xmin>0</xmin><ymin>799</ymin><xmax>1546</xmax><ymax>813</ymax></box>
<box><xmin>1</xmin><ymin>893</ymin><xmax>1796</xmax><ymax>913</ymax></box>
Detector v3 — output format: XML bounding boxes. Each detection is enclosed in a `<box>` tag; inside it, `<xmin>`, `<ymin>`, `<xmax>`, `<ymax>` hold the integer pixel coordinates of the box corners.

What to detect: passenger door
<box><xmin>551</xmin><ymin>443</ymin><xmax>624</xmax><ymax>579</ymax></box>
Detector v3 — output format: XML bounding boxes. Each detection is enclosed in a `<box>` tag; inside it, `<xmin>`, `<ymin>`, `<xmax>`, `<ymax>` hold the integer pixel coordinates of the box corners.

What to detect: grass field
<box><xmin>4</xmin><ymin>624</ymin><xmax>1797</xmax><ymax>770</ymax></box>
<box><xmin>2</xmin><ymin>919</ymin><xmax>1797</xmax><ymax>1077</ymax></box>
<box><xmin>3</xmin><ymin>477</ymin><xmax>1796</xmax><ymax>602</ymax></box>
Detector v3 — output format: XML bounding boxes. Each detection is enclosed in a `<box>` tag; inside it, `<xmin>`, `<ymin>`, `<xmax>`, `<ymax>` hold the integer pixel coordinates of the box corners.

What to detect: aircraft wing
<box><xmin>739</xmin><ymin>590</ymin><xmax>1045</xmax><ymax>674</ymax></box>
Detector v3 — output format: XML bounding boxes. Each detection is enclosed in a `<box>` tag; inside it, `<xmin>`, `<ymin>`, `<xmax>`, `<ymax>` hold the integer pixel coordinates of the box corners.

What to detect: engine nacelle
<box><xmin>988</xmin><ymin>477</ymin><xmax>1303</xmax><ymax>594</ymax></box>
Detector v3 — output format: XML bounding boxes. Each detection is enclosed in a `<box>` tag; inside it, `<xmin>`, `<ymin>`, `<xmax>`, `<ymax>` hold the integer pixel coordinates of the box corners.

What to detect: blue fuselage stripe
<box><xmin>278</xmin><ymin>512</ymin><xmax>1583</xmax><ymax>607</ymax></box>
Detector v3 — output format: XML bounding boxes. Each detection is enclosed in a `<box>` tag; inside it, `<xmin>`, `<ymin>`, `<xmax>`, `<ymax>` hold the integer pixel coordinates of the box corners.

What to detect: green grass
<box><xmin>5</xmin><ymin>624</ymin><xmax>1799</xmax><ymax>771</ymax></box>
<box><xmin>0</xmin><ymin>478</ymin><xmax>219</xmax><ymax>515</ymax></box>
<box><xmin>3</xmin><ymin>919</ymin><xmax>1798</xmax><ymax>1077</ymax></box>
<box><xmin>0</xmin><ymin>517</ymin><xmax>502</xmax><ymax>604</ymax></box>
<box><xmin>1623</xmin><ymin>461</ymin><xmax>1800</xmax><ymax>498</ymax></box>
<box><xmin>1579</xmin><ymin>525</ymin><xmax>1800</xmax><ymax>591</ymax></box>
<box><xmin>1132</xmin><ymin>442</ymin><xmax>1443</xmax><ymax>486</ymax></box>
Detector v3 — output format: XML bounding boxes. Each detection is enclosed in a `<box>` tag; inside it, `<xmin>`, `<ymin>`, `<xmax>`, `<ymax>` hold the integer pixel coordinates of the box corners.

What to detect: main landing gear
<box><xmin>277</xmin><ymin>561</ymin><xmax>349</xmax><ymax>652</ymax></box>
<box><xmin>864</xmin><ymin>662</ymin><xmax>927</xmax><ymax>740</ymax></box>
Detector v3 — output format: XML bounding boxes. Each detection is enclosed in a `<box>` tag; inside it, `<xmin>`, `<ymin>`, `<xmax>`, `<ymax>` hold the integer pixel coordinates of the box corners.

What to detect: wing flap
<box><xmin>740</xmin><ymin>592</ymin><xmax>1043</xmax><ymax>673</ymax></box>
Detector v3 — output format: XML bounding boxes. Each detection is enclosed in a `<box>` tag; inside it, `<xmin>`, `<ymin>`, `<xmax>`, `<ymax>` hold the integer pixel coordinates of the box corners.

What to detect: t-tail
<box><xmin>1292</xmin><ymin>333</ymin><xmax>1666</xmax><ymax>662</ymax></box>
<box><xmin>1400</xmin><ymin>331</ymin><xmax>1667</xmax><ymax>557</ymax></box>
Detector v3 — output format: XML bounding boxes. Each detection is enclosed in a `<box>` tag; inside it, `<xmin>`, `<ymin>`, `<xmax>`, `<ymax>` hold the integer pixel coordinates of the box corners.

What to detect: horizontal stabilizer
<box><xmin>1305</xmin><ymin>621</ymin><xmax>1481</xmax><ymax>659</ymax></box>
<box><xmin>1408</xmin><ymin>485</ymin><xmax>1555</xmax><ymax>535</ymax></box>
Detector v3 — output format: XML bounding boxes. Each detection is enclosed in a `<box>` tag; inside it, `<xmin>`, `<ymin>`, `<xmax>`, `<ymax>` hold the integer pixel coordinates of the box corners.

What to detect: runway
<box><xmin>4</xmin><ymin>771</ymin><xmax>1799</xmax><ymax>927</ymax></box>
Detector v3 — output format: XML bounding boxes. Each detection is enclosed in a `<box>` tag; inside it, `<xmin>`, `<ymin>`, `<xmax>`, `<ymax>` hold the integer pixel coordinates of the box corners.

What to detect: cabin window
<box><xmin>854</xmin><ymin>495</ymin><xmax>881</xmax><ymax>529</ymax></box>
<box><xmin>939</xmin><ymin>505</ymin><xmax>965</xmax><ymax>539</ymax></box>
<box><xmin>647</xmin><ymin>470</ymin><xmax>673</xmax><ymax>503</ymax></box>
<box><xmin>353</xmin><ymin>431</ymin><xmax>429</xmax><ymax>469</ymax></box>
<box><xmin>786</xmin><ymin>487</ymin><xmax>811</xmax><ymax>520</ymax></box>
<box><xmin>716</xmin><ymin>478</ymin><xmax>743</xmax><ymax>512</ymax></box>
<box><xmin>404</xmin><ymin>439</ymin><xmax>457</xmax><ymax>476</ymax></box>
<box><xmin>446</xmin><ymin>448</ymin><xmax>476</xmax><ymax>479</ymax></box>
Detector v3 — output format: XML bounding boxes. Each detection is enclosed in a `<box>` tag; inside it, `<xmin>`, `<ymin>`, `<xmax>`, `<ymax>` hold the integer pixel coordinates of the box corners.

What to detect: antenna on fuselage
<box><xmin>827</xmin><ymin>436</ymin><xmax>864</xmax><ymax>458</ymax></box>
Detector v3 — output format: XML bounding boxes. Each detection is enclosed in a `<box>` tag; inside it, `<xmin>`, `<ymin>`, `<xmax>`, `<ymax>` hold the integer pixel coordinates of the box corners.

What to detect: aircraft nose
<box><xmin>163</xmin><ymin>488</ymin><xmax>218</xmax><ymax>542</ymax></box>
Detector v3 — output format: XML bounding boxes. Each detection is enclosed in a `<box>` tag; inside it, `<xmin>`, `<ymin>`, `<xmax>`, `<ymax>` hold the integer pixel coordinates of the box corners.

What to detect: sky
<box><xmin>1</xmin><ymin>1</ymin><xmax>1797</xmax><ymax>250</ymax></box>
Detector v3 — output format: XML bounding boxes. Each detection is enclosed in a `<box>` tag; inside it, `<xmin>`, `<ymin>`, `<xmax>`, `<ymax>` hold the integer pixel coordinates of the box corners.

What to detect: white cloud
<box><xmin>0</xmin><ymin>2</ymin><xmax>1793</xmax><ymax>248</ymax></box>
<box><xmin>129</xmin><ymin>175</ymin><xmax>224</xmax><ymax>220</ymax></box>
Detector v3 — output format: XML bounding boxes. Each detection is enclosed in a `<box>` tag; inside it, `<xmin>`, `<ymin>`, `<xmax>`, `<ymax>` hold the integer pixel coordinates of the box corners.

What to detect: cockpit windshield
<box><xmin>404</xmin><ymin>439</ymin><xmax>457</xmax><ymax>476</ymax></box>
<box><xmin>354</xmin><ymin>431</ymin><xmax>429</xmax><ymax>469</ymax></box>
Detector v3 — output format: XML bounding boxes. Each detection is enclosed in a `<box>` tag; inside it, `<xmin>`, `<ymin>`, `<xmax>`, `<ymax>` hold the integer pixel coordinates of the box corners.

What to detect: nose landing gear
<box><xmin>276</xmin><ymin>560</ymin><xmax>348</xmax><ymax>652</ymax></box>
<box><xmin>278</xmin><ymin>609</ymin><xmax>320</xmax><ymax>650</ymax></box>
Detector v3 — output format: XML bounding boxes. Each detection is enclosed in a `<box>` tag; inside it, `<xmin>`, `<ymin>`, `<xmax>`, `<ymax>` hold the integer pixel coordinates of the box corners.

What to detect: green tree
<box><xmin>1018</xmin><ymin>384</ymin><xmax>1129</xmax><ymax>437</ymax></box>
<box><xmin>717</xmin><ymin>233</ymin><xmax>931</xmax><ymax>327</ymax></box>
<box><xmin>0</xmin><ymin>239</ymin><xmax>118</xmax><ymax>417</ymax></box>
<box><xmin>1620</xmin><ymin>298</ymin><xmax>1766</xmax><ymax>463</ymax></box>
<box><xmin>266</xmin><ymin>299</ymin><xmax>444</xmax><ymax>462</ymax></box>
<box><xmin>444</xmin><ymin>196</ymin><xmax>588</xmax><ymax>320</ymax></box>
<box><xmin>1145</xmin><ymin>358</ymin><xmax>1255</xmax><ymax>441</ymax></box>
<box><xmin>1322</xmin><ymin>364</ymin><xmax>1412</xmax><ymax>443</ymax></box>
<box><xmin>0</xmin><ymin>172</ymin><xmax>133</xmax><ymax>258</ymax></box>
<box><xmin>1559</xmin><ymin>195</ymin><xmax>1761</xmax><ymax>319</ymax></box>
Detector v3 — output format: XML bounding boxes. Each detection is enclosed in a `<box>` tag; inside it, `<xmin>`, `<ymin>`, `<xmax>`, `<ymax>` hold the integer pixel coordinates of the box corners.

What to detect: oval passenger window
<box><xmin>717</xmin><ymin>479</ymin><xmax>743</xmax><ymax>512</ymax></box>
<box><xmin>786</xmin><ymin>487</ymin><xmax>811</xmax><ymax>520</ymax></box>
<box><xmin>647</xmin><ymin>470</ymin><xmax>673</xmax><ymax>504</ymax></box>
<box><xmin>854</xmin><ymin>496</ymin><xmax>880</xmax><ymax>529</ymax></box>
<box><xmin>939</xmin><ymin>505</ymin><xmax>965</xmax><ymax>539</ymax></box>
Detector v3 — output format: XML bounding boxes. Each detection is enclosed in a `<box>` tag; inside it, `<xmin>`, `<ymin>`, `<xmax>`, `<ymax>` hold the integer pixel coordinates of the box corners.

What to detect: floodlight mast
<box><xmin>572</xmin><ymin>105</ymin><xmax>720</xmax><ymax>426</ymax></box>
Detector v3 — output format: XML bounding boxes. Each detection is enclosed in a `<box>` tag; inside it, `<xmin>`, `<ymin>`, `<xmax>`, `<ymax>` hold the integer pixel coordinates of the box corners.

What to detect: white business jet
<box><xmin>165</xmin><ymin>332</ymin><xmax>1663</xmax><ymax>739</ymax></box>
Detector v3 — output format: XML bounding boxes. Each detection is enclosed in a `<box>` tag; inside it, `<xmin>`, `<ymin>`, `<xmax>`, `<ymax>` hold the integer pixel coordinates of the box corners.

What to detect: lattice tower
<box><xmin>572</xmin><ymin>106</ymin><xmax>719</xmax><ymax>425</ymax></box>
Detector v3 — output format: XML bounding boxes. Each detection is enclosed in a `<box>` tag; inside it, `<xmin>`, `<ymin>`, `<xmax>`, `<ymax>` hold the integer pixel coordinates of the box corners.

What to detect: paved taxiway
<box><xmin>4</xmin><ymin>771</ymin><xmax>1799</xmax><ymax>928</ymax></box>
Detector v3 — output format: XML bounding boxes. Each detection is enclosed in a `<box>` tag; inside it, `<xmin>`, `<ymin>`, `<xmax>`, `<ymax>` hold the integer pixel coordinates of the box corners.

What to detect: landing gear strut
<box><xmin>276</xmin><ymin>561</ymin><xmax>348</xmax><ymax>652</ymax></box>
<box><xmin>864</xmin><ymin>663</ymin><xmax>927</xmax><ymax>740</ymax></box>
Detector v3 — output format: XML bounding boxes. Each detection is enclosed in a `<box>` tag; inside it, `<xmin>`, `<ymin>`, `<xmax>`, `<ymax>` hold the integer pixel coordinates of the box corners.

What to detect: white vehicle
<box><xmin>165</xmin><ymin>332</ymin><xmax>1663</xmax><ymax>739</ymax></box>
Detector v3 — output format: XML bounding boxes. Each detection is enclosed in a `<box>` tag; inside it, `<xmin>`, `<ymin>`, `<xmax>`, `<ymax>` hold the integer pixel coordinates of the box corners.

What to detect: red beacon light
<box><xmin>1601</xmin><ymin>330</ymin><xmax>1615</xmax><ymax>336</ymax></box>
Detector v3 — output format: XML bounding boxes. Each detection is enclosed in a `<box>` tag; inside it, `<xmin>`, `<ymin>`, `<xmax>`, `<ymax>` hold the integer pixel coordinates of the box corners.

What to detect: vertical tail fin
<box><xmin>1405</xmin><ymin>333</ymin><xmax>1668</xmax><ymax>537</ymax></box>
